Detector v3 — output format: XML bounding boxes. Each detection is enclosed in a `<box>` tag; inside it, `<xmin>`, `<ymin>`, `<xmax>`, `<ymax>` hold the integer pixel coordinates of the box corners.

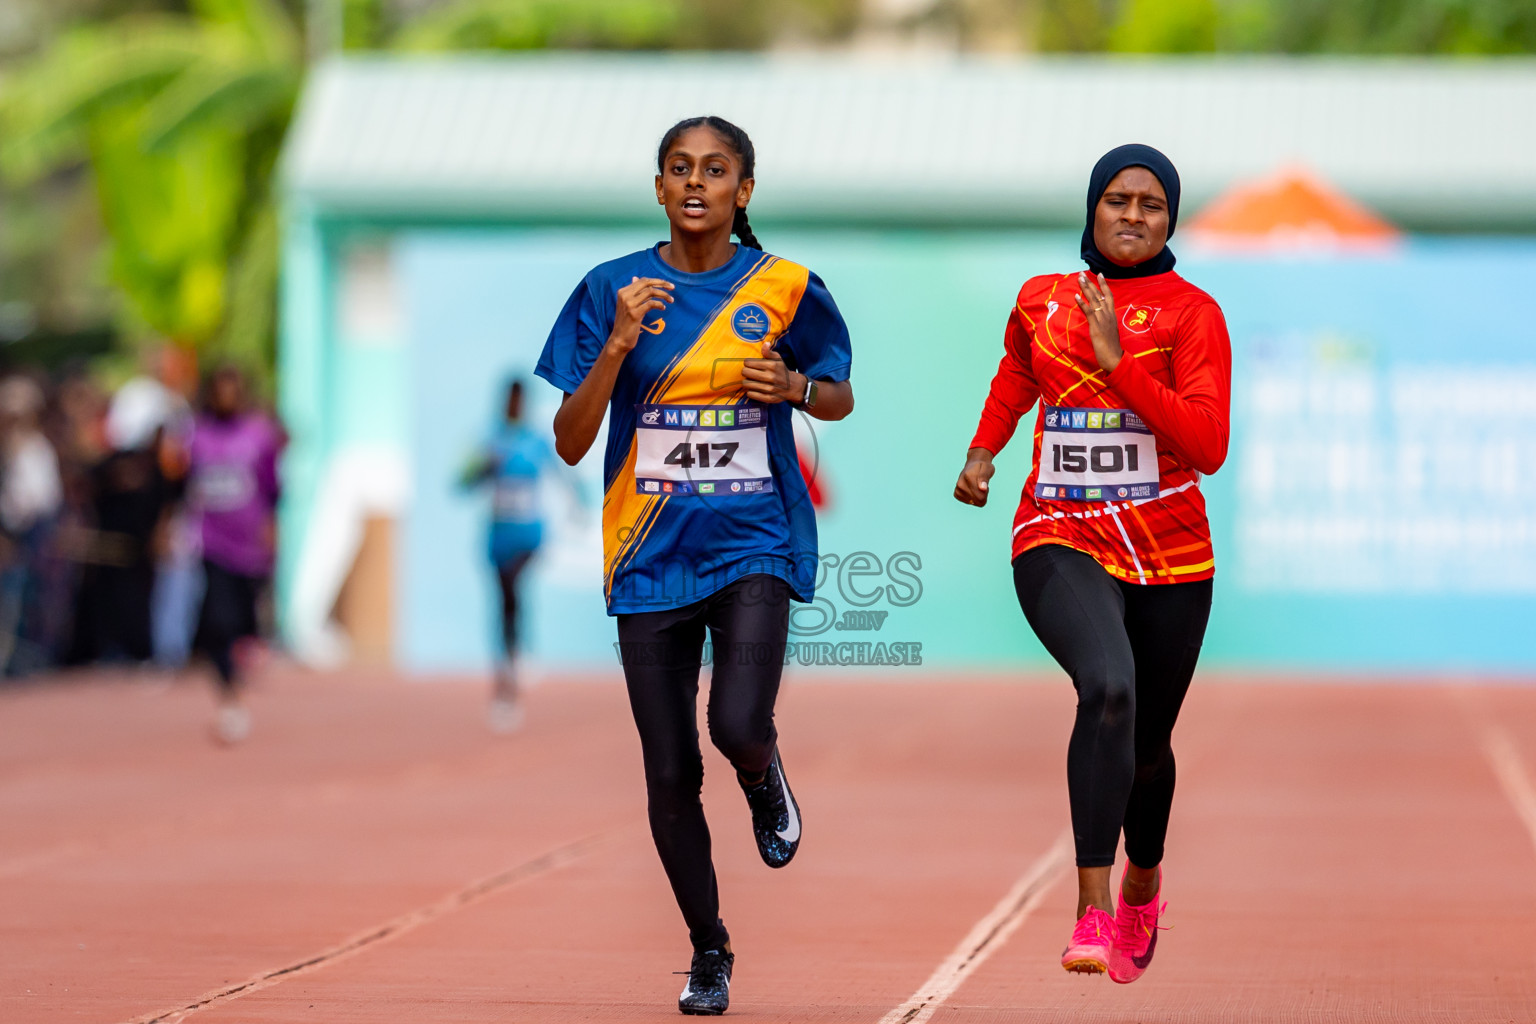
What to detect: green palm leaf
<box><xmin>190</xmin><ymin>0</ymin><xmax>302</xmax><ymax>65</ymax></box>
<box><xmin>0</xmin><ymin>20</ymin><xmax>204</xmax><ymax>182</ymax></box>
<box><xmin>140</xmin><ymin>61</ymin><xmax>298</xmax><ymax>154</ymax></box>
<box><xmin>0</xmin><ymin>0</ymin><xmax>299</xmax><ymax>351</ymax></box>
<box><xmin>396</xmin><ymin>0</ymin><xmax>683</xmax><ymax>51</ymax></box>
<box><xmin>219</xmin><ymin>198</ymin><xmax>279</xmax><ymax>369</ymax></box>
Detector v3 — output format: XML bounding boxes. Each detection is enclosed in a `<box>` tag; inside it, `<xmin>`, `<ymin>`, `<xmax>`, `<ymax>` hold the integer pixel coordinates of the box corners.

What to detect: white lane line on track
<box><xmin>877</xmin><ymin>830</ymin><xmax>1073</xmax><ymax>1024</ymax></box>
<box><xmin>1481</xmin><ymin>725</ymin><xmax>1536</xmax><ymax>856</ymax></box>
<box><xmin>124</xmin><ymin>829</ymin><xmax>620</xmax><ymax>1024</ymax></box>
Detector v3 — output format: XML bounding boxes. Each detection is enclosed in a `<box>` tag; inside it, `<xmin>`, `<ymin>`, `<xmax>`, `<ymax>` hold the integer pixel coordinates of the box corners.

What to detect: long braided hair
<box><xmin>656</xmin><ymin>116</ymin><xmax>762</xmax><ymax>250</ymax></box>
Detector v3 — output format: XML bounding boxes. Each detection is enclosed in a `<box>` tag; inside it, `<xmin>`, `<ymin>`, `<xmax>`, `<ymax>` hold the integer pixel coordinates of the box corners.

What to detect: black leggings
<box><xmin>615</xmin><ymin>574</ymin><xmax>791</xmax><ymax>952</ymax></box>
<box><xmin>495</xmin><ymin>550</ymin><xmax>535</xmax><ymax>655</ymax></box>
<box><xmin>196</xmin><ymin>560</ymin><xmax>265</xmax><ymax>693</ymax></box>
<box><xmin>1013</xmin><ymin>545</ymin><xmax>1211</xmax><ymax>869</ymax></box>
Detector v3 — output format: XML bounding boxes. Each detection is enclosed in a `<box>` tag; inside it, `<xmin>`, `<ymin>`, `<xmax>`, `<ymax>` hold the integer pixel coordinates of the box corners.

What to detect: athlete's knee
<box><xmin>1076</xmin><ymin>660</ymin><xmax>1135</xmax><ymax>729</ymax></box>
<box><xmin>706</xmin><ymin>712</ymin><xmax>774</xmax><ymax>772</ymax></box>
<box><xmin>644</xmin><ymin>755</ymin><xmax>704</xmax><ymax>809</ymax></box>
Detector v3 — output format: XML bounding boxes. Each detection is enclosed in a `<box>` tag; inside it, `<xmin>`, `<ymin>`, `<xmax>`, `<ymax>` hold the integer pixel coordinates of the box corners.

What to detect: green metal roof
<box><xmin>283</xmin><ymin>54</ymin><xmax>1536</xmax><ymax>230</ymax></box>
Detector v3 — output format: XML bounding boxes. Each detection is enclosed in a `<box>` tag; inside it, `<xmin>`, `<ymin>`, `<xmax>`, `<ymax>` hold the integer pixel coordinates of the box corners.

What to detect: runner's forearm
<box><xmin>552</xmin><ymin>344</ymin><xmax>628</xmax><ymax>465</ymax></box>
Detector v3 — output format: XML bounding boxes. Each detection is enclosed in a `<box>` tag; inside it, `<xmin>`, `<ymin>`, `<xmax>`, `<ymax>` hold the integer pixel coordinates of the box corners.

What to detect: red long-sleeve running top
<box><xmin>970</xmin><ymin>270</ymin><xmax>1231</xmax><ymax>584</ymax></box>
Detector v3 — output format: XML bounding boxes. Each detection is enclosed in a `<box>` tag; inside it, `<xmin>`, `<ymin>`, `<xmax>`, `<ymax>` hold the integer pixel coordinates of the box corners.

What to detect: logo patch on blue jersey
<box><xmin>732</xmin><ymin>303</ymin><xmax>771</xmax><ymax>341</ymax></box>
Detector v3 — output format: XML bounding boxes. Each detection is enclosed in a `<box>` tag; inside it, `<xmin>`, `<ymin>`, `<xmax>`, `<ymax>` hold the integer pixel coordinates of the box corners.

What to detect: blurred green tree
<box><xmin>0</xmin><ymin>0</ymin><xmax>190</xmax><ymax>360</ymax></box>
<box><xmin>394</xmin><ymin>0</ymin><xmax>685</xmax><ymax>50</ymax></box>
<box><xmin>1048</xmin><ymin>0</ymin><xmax>1536</xmax><ymax>53</ymax></box>
<box><xmin>392</xmin><ymin>0</ymin><xmax>860</xmax><ymax>52</ymax></box>
<box><xmin>1107</xmin><ymin>0</ymin><xmax>1218</xmax><ymax>53</ymax></box>
<box><xmin>0</xmin><ymin>0</ymin><xmax>865</xmax><ymax>377</ymax></box>
<box><xmin>1037</xmin><ymin>0</ymin><xmax>1112</xmax><ymax>52</ymax></box>
<box><xmin>3</xmin><ymin>0</ymin><xmax>1529</xmax><ymax>383</ymax></box>
<box><xmin>1227</xmin><ymin>0</ymin><xmax>1536</xmax><ymax>54</ymax></box>
<box><xmin>1</xmin><ymin>0</ymin><xmax>300</xmax><ymax>370</ymax></box>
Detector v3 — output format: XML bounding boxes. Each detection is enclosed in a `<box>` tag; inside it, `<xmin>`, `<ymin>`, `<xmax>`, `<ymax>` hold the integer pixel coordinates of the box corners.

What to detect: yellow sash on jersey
<box><xmin>602</xmin><ymin>255</ymin><xmax>812</xmax><ymax>601</ymax></box>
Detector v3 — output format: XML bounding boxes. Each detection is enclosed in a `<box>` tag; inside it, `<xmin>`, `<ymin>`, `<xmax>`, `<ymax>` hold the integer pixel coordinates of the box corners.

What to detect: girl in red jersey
<box><xmin>954</xmin><ymin>144</ymin><xmax>1230</xmax><ymax>983</ymax></box>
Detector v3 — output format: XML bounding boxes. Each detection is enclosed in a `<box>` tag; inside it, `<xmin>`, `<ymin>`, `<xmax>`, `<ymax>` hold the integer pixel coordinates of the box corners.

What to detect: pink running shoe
<box><xmin>1061</xmin><ymin>905</ymin><xmax>1117</xmax><ymax>974</ymax></box>
<box><xmin>1108</xmin><ymin>872</ymin><xmax>1166</xmax><ymax>984</ymax></box>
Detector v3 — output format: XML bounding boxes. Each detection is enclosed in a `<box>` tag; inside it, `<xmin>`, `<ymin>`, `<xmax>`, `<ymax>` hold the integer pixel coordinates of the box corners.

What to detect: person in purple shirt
<box><xmin>188</xmin><ymin>366</ymin><xmax>282</xmax><ymax>744</ymax></box>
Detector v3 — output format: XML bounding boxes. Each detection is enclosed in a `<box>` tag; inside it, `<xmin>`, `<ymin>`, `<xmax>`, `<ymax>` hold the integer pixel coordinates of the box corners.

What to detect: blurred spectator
<box><xmin>187</xmin><ymin>365</ymin><xmax>282</xmax><ymax>745</ymax></box>
<box><xmin>142</xmin><ymin>349</ymin><xmax>201</xmax><ymax>670</ymax></box>
<box><xmin>69</xmin><ymin>374</ymin><xmax>182</xmax><ymax>665</ymax></box>
<box><xmin>0</xmin><ymin>375</ymin><xmax>63</xmax><ymax>675</ymax></box>
<box><xmin>49</xmin><ymin>367</ymin><xmax>109</xmax><ymax>521</ymax></box>
<box><xmin>41</xmin><ymin>366</ymin><xmax>107</xmax><ymax>669</ymax></box>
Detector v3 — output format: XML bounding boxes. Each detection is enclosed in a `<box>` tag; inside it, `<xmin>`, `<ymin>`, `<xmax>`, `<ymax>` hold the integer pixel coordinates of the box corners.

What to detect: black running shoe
<box><xmin>740</xmin><ymin>746</ymin><xmax>801</xmax><ymax>868</ymax></box>
<box><xmin>677</xmin><ymin>947</ymin><xmax>733</xmax><ymax>1015</ymax></box>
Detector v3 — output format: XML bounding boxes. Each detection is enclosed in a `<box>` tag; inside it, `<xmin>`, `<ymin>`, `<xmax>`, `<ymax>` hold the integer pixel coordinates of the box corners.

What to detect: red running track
<box><xmin>2</xmin><ymin>668</ymin><xmax>1534</xmax><ymax>1023</ymax></box>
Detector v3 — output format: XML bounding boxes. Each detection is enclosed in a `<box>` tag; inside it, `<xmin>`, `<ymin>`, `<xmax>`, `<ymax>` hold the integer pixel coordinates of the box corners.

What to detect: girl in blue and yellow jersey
<box><xmin>536</xmin><ymin>116</ymin><xmax>853</xmax><ymax>1016</ymax></box>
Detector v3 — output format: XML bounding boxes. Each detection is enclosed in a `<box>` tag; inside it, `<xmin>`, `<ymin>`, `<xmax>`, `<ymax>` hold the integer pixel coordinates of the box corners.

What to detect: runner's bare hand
<box><xmin>609</xmin><ymin>277</ymin><xmax>674</xmax><ymax>356</ymax></box>
<box><xmin>954</xmin><ymin>448</ymin><xmax>996</xmax><ymax>507</ymax></box>
<box><xmin>742</xmin><ymin>338</ymin><xmax>804</xmax><ymax>404</ymax></box>
<box><xmin>1075</xmin><ymin>272</ymin><xmax>1124</xmax><ymax>373</ymax></box>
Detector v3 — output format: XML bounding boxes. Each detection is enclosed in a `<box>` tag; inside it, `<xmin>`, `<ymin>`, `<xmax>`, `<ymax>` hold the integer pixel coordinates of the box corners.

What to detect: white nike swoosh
<box><xmin>774</xmin><ymin>758</ymin><xmax>800</xmax><ymax>843</ymax></box>
<box><xmin>679</xmin><ymin>973</ymin><xmax>729</xmax><ymax>1000</ymax></box>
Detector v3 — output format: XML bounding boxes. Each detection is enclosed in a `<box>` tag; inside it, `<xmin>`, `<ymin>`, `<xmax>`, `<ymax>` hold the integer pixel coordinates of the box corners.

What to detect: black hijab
<box><xmin>1080</xmin><ymin>144</ymin><xmax>1180</xmax><ymax>280</ymax></box>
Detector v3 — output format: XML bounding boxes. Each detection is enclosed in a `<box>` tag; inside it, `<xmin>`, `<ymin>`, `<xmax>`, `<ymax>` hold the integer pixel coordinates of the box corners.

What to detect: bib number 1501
<box><xmin>1035</xmin><ymin>404</ymin><xmax>1160</xmax><ymax>502</ymax></box>
<box><xmin>1051</xmin><ymin>443</ymin><xmax>1140</xmax><ymax>475</ymax></box>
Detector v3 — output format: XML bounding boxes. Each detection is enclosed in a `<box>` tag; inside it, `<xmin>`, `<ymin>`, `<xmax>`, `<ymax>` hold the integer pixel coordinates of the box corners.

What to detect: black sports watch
<box><xmin>799</xmin><ymin>376</ymin><xmax>819</xmax><ymax>410</ymax></box>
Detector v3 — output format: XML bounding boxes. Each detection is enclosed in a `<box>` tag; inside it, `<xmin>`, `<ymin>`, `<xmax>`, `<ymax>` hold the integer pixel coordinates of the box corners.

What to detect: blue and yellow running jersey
<box><xmin>536</xmin><ymin>243</ymin><xmax>852</xmax><ymax>615</ymax></box>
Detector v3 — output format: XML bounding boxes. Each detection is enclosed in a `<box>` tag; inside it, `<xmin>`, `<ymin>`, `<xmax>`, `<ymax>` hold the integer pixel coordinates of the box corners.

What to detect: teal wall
<box><xmin>283</xmin><ymin>223</ymin><xmax>1536</xmax><ymax>674</ymax></box>
<box><xmin>276</xmin><ymin>204</ymin><xmax>330</xmax><ymax>628</ymax></box>
<box><xmin>392</xmin><ymin>227</ymin><xmax>1064</xmax><ymax>672</ymax></box>
<box><xmin>1196</xmin><ymin>240</ymin><xmax>1536</xmax><ymax>670</ymax></box>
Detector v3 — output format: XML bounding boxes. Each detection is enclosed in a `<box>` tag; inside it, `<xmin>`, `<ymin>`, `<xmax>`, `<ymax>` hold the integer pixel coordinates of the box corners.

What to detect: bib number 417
<box><xmin>664</xmin><ymin>441</ymin><xmax>738</xmax><ymax>469</ymax></box>
<box><xmin>1051</xmin><ymin>443</ymin><xmax>1140</xmax><ymax>475</ymax></box>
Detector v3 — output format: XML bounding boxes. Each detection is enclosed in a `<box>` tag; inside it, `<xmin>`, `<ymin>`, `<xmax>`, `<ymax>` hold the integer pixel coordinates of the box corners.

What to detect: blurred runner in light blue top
<box><xmin>460</xmin><ymin>379</ymin><xmax>561</xmax><ymax>732</ymax></box>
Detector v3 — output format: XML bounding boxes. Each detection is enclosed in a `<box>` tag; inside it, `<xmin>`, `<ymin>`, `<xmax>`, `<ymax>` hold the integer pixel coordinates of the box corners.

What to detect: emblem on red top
<box><xmin>1121</xmin><ymin>305</ymin><xmax>1160</xmax><ymax>334</ymax></box>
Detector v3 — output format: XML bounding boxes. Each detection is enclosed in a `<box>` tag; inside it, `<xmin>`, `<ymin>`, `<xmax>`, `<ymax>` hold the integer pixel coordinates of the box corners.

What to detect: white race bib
<box><xmin>1035</xmin><ymin>405</ymin><xmax>1160</xmax><ymax>502</ymax></box>
<box><xmin>194</xmin><ymin>464</ymin><xmax>255</xmax><ymax>513</ymax></box>
<box><xmin>492</xmin><ymin>479</ymin><xmax>538</xmax><ymax>521</ymax></box>
<box><xmin>634</xmin><ymin>404</ymin><xmax>773</xmax><ymax>497</ymax></box>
